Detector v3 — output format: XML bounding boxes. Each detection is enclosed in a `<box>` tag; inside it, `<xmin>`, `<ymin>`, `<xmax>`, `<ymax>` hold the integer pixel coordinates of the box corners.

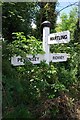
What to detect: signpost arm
<box><xmin>42</xmin><ymin>21</ymin><xmax>51</xmax><ymax>64</ymax></box>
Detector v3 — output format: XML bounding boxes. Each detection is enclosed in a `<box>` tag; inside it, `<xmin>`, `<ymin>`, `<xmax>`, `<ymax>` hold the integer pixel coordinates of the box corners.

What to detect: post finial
<box><xmin>42</xmin><ymin>21</ymin><xmax>51</xmax><ymax>28</ymax></box>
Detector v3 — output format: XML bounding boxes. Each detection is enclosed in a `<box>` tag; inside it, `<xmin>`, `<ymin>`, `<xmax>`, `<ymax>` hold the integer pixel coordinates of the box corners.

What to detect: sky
<box><xmin>57</xmin><ymin>0</ymin><xmax>79</xmax><ymax>2</ymax></box>
<box><xmin>32</xmin><ymin>0</ymin><xmax>79</xmax><ymax>28</ymax></box>
<box><xmin>56</xmin><ymin>0</ymin><xmax>79</xmax><ymax>23</ymax></box>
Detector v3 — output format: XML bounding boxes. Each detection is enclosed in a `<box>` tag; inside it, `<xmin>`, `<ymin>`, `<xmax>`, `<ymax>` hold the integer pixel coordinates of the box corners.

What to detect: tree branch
<box><xmin>57</xmin><ymin>2</ymin><xmax>78</xmax><ymax>15</ymax></box>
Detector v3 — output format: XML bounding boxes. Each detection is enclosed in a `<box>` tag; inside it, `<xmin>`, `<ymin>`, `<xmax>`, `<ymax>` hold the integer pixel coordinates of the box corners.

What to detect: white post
<box><xmin>42</xmin><ymin>21</ymin><xmax>51</xmax><ymax>64</ymax></box>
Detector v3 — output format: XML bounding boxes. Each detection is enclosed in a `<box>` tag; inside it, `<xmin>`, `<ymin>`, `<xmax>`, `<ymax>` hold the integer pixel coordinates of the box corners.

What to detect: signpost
<box><xmin>48</xmin><ymin>30</ymin><xmax>70</xmax><ymax>44</ymax></box>
<box><xmin>11</xmin><ymin>21</ymin><xmax>70</xmax><ymax>66</ymax></box>
<box><xmin>49</xmin><ymin>53</ymin><xmax>68</xmax><ymax>62</ymax></box>
<box><xmin>42</xmin><ymin>21</ymin><xmax>51</xmax><ymax>64</ymax></box>
<box><xmin>11</xmin><ymin>53</ymin><xmax>69</xmax><ymax>66</ymax></box>
<box><xmin>11</xmin><ymin>54</ymin><xmax>44</xmax><ymax>66</ymax></box>
<box><xmin>11</xmin><ymin>56</ymin><xmax>24</xmax><ymax>66</ymax></box>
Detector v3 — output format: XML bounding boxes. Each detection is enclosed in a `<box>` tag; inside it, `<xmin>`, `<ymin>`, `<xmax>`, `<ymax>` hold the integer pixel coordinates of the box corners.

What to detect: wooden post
<box><xmin>42</xmin><ymin>21</ymin><xmax>51</xmax><ymax>64</ymax></box>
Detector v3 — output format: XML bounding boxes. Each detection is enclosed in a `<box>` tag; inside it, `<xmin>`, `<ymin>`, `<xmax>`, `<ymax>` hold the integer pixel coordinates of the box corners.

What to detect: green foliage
<box><xmin>3</xmin><ymin>102</ymin><xmax>33</xmax><ymax>119</ymax></box>
<box><xmin>8</xmin><ymin>32</ymin><xmax>44</xmax><ymax>57</ymax></box>
<box><xmin>2</xmin><ymin>4</ymin><xmax>80</xmax><ymax>120</ymax></box>
<box><xmin>52</xmin><ymin>7</ymin><xmax>80</xmax><ymax>98</ymax></box>
<box><xmin>2</xmin><ymin>2</ymin><xmax>57</xmax><ymax>41</ymax></box>
<box><xmin>2</xmin><ymin>35</ymin><xmax>68</xmax><ymax>118</ymax></box>
<box><xmin>35</xmin><ymin>2</ymin><xmax>57</xmax><ymax>39</ymax></box>
<box><xmin>55</xmin><ymin>7</ymin><xmax>78</xmax><ymax>32</ymax></box>
<box><xmin>2</xmin><ymin>2</ymin><xmax>36</xmax><ymax>42</ymax></box>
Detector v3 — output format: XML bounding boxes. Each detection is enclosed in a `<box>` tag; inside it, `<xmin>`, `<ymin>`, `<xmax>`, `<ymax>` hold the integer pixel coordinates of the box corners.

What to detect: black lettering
<box><xmin>50</xmin><ymin>37</ymin><xmax>55</xmax><ymax>40</ymax></box>
<box><xmin>17</xmin><ymin>58</ymin><xmax>23</xmax><ymax>62</ymax></box>
<box><xmin>59</xmin><ymin>36</ymin><xmax>61</xmax><ymax>40</ymax></box>
<box><xmin>34</xmin><ymin>57</ymin><xmax>37</xmax><ymax>61</ymax></box>
<box><xmin>50</xmin><ymin>35</ymin><xmax>67</xmax><ymax>41</ymax></box>
<box><xmin>53</xmin><ymin>56</ymin><xmax>58</xmax><ymax>60</ymax></box>
<box><xmin>60</xmin><ymin>56</ymin><xmax>64</xmax><ymax>59</ymax></box>
<box><xmin>53</xmin><ymin>56</ymin><xmax>64</xmax><ymax>60</ymax></box>
<box><xmin>55</xmin><ymin>36</ymin><xmax>57</xmax><ymax>40</ymax></box>
<box><xmin>64</xmin><ymin>35</ymin><xmax>67</xmax><ymax>39</ymax></box>
<box><xmin>36</xmin><ymin>57</ymin><xmax>39</xmax><ymax>61</ymax></box>
<box><xmin>61</xmin><ymin>35</ymin><xmax>67</xmax><ymax>39</ymax></box>
<box><xmin>27</xmin><ymin>57</ymin><xmax>31</xmax><ymax>61</ymax></box>
<box><xmin>55</xmin><ymin>36</ymin><xmax>60</xmax><ymax>40</ymax></box>
<box><xmin>27</xmin><ymin>57</ymin><xmax>39</xmax><ymax>61</ymax></box>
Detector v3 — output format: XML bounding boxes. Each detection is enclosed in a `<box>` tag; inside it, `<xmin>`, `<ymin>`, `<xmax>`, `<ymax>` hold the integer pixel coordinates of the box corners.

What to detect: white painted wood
<box><xmin>43</xmin><ymin>27</ymin><xmax>50</xmax><ymax>64</ymax></box>
<box><xmin>49</xmin><ymin>53</ymin><xmax>67</xmax><ymax>62</ymax></box>
<box><xmin>11</xmin><ymin>54</ymin><xmax>45</xmax><ymax>66</ymax></box>
<box><xmin>11</xmin><ymin>56</ymin><xmax>24</xmax><ymax>66</ymax></box>
<box><xmin>26</xmin><ymin>54</ymin><xmax>44</xmax><ymax>64</ymax></box>
<box><xmin>11</xmin><ymin>21</ymin><xmax>70</xmax><ymax>66</ymax></box>
<box><xmin>48</xmin><ymin>30</ymin><xmax>70</xmax><ymax>44</ymax></box>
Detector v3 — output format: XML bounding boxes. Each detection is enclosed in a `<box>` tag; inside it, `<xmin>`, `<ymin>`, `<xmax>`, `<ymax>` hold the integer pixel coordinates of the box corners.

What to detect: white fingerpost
<box><xmin>42</xmin><ymin>21</ymin><xmax>51</xmax><ymax>64</ymax></box>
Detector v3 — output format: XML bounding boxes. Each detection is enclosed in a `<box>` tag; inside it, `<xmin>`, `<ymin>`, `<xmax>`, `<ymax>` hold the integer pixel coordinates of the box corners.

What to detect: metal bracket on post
<box><xmin>42</xmin><ymin>21</ymin><xmax>51</xmax><ymax>64</ymax></box>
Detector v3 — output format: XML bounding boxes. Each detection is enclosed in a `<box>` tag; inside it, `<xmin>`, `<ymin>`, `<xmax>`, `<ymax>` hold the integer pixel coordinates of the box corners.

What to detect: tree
<box><xmin>2</xmin><ymin>2</ymin><xmax>35</xmax><ymax>42</ymax></box>
<box><xmin>53</xmin><ymin>7</ymin><xmax>80</xmax><ymax>99</ymax></box>
<box><xmin>35</xmin><ymin>2</ymin><xmax>57</xmax><ymax>39</ymax></box>
<box><xmin>2</xmin><ymin>2</ymin><xmax>57</xmax><ymax>41</ymax></box>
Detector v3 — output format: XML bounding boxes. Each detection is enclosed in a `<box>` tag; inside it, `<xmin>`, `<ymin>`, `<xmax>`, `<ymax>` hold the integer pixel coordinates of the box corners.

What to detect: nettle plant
<box><xmin>9</xmin><ymin>32</ymin><xmax>44</xmax><ymax>57</ymax></box>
